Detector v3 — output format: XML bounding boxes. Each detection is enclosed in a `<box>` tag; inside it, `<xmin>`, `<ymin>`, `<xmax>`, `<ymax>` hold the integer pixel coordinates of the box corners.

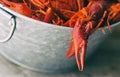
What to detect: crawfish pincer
<box><xmin>66</xmin><ymin>0</ymin><xmax>107</xmax><ymax>71</ymax></box>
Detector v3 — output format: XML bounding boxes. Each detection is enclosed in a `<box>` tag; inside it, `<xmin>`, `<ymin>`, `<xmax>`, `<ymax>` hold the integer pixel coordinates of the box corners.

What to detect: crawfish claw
<box><xmin>79</xmin><ymin>40</ymin><xmax>87</xmax><ymax>71</ymax></box>
<box><xmin>74</xmin><ymin>39</ymin><xmax>87</xmax><ymax>71</ymax></box>
<box><xmin>67</xmin><ymin>20</ymin><xmax>88</xmax><ymax>71</ymax></box>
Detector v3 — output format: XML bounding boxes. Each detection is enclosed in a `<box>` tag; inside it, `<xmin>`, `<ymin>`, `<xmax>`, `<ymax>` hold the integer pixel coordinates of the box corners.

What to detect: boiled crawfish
<box><xmin>29</xmin><ymin>0</ymin><xmax>86</xmax><ymax>25</ymax></box>
<box><xmin>29</xmin><ymin>0</ymin><xmax>85</xmax><ymax>23</ymax></box>
<box><xmin>0</xmin><ymin>0</ymin><xmax>120</xmax><ymax>71</ymax></box>
<box><xmin>66</xmin><ymin>0</ymin><xmax>107</xmax><ymax>71</ymax></box>
<box><xmin>107</xmin><ymin>2</ymin><xmax>120</xmax><ymax>24</ymax></box>
<box><xmin>1</xmin><ymin>0</ymin><xmax>33</xmax><ymax>17</ymax></box>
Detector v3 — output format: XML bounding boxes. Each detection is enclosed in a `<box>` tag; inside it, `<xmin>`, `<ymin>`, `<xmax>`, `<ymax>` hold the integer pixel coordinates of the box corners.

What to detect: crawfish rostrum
<box><xmin>0</xmin><ymin>0</ymin><xmax>120</xmax><ymax>71</ymax></box>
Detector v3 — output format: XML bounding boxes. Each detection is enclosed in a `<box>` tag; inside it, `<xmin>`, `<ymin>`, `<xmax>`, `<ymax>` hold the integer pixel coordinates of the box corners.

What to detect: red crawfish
<box><xmin>30</xmin><ymin>0</ymin><xmax>84</xmax><ymax>11</ymax></box>
<box><xmin>30</xmin><ymin>0</ymin><xmax>84</xmax><ymax>20</ymax></box>
<box><xmin>29</xmin><ymin>0</ymin><xmax>63</xmax><ymax>25</ymax></box>
<box><xmin>107</xmin><ymin>2</ymin><xmax>120</xmax><ymax>24</ymax></box>
<box><xmin>66</xmin><ymin>0</ymin><xmax>107</xmax><ymax>71</ymax></box>
<box><xmin>49</xmin><ymin>0</ymin><xmax>84</xmax><ymax>20</ymax></box>
<box><xmin>1</xmin><ymin>0</ymin><xmax>33</xmax><ymax>17</ymax></box>
<box><xmin>29</xmin><ymin>0</ymin><xmax>85</xmax><ymax>24</ymax></box>
<box><xmin>28</xmin><ymin>0</ymin><xmax>53</xmax><ymax>22</ymax></box>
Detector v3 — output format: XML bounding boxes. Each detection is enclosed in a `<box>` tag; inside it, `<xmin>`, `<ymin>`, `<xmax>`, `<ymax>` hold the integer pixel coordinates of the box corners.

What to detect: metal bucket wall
<box><xmin>0</xmin><ymin>5</ymin><xmax>120</xmax><ymax>73</ymax></box>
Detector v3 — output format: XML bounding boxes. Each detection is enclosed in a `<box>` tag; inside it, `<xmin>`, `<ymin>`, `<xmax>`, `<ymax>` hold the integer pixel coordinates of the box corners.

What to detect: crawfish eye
<box><xmin>92</xmin><ymin>15</ymin><xmax>96</xmax><ymax>19</ymax></box>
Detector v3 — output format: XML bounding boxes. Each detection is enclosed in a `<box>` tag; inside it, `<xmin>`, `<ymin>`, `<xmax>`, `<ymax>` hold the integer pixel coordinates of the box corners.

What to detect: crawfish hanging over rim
<box><xmin>66</xmin><ymin>0</ymin><xmax>108</xmax><ymax>71</ymax></box>
<box><xmin>0</xmin><ymin>0</ymin><xmax>120</xmax><ymax>71</ymax></box>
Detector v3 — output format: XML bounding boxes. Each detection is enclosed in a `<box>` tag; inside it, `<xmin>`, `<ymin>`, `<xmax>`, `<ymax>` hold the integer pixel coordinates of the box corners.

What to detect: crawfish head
<box><xmin>87</xmin><ymin>1</ymin><xmax>105</xmax><ymax>21</ymax></box>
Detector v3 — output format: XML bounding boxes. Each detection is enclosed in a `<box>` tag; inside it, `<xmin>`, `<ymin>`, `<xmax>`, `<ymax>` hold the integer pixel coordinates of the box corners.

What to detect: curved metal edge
<box><xmin>0</xmin><ymin>16</ymin><xmax>16</xmax><ymax>43</ymax></box>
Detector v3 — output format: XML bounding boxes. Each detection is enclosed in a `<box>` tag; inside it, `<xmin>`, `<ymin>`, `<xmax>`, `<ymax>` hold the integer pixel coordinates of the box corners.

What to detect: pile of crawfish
<box><xmin>0</xmin><ymin>0</ymin><xmax>120</xmax><ymax>71</ymax></box>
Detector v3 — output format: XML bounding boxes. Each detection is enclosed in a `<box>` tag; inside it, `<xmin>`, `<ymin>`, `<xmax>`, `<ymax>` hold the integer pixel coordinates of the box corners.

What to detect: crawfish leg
<box><xmin>77</xmin><ymin>0</ymin><xmax>84</xmax><ymax>10</ymax></box>
<box><xmin>43</xmin><ymin>7</ymin><xmax>53</xmax><ymax>22</ymax></box>
<box><xmin>91</xmin><ymin>11</ymin><xmax>108</xmax><ymax>33</ymax></box>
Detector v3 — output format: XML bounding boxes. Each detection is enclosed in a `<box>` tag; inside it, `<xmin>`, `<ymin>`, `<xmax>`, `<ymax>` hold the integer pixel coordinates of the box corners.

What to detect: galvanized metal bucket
<box><xmin>0</xmin><ymin>4</ymin><xmax>120</xmax><ymax>73</ymax></box>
